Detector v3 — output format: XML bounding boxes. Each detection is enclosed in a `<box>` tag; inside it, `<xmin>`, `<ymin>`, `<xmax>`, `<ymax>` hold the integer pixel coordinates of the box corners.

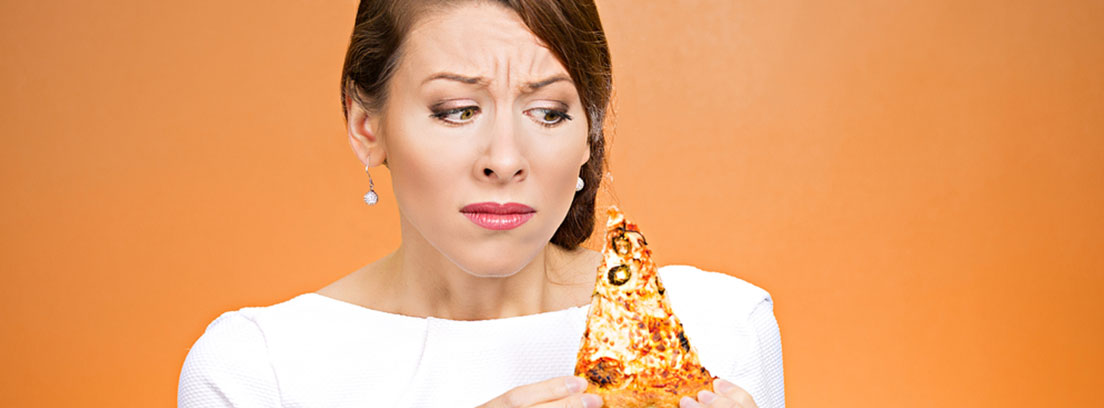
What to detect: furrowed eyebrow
<box><xmin>421</xmin><ymin>72</ymin><xmax>572</xmax><ymax>93</ymax></box>
<box><xmin>522</xmin><ymin>75</ymin><xmax>572</xmax><ymax>92</ymax></box>
<box><xmin>422</xmin><ymin>72</ymin><xmax>489</xmax><ymax>86</ymax></box>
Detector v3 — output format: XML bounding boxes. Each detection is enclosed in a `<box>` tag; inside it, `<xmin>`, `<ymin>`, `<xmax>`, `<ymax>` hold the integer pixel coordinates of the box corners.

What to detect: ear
<box><xmin>578</xmin><ymin>138</ymin><xmax>591</xmax><ymax>167</ymax></box>
<box><xmin>346</xmin><ymin>94</ymin><xmax>386</xmax><ymax>168</ymax></box>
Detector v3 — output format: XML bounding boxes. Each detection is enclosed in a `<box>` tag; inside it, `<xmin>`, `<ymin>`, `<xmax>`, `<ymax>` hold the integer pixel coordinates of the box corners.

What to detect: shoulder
<box><xmin>180</xmin><ymin>294</ymin><xmax>431</xmax><ymax>406</ymax></box>
<box><xmin>177</xmin><ymin>294</ymin><xmax>340</xmax><ymax>406</ymax></box>
<box><xmin>658</xmin><ymin>264</ymin><xmax>774</xmax><ymax>319</ymax></box>
<box><xmin>182</xmin><ymin>307</ymin><xmax>273</xmax><ymax>369</ymax></box>
<box><xmin>183</xmin><ymin>294</ymin><xmax>321</xmax><ymax>352</ymax></box>
<box><xmin>179</xmin><ymin>308</ymin><xmax>282</xmax><ymax>406</ymax></box>
<box><xmin>180</xmin><ymin>293</ymin><xmax>420</xmax><ymax>362</ymax></box>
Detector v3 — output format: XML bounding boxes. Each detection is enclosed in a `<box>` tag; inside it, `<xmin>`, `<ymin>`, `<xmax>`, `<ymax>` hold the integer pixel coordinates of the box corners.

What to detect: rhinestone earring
<box><xmin>363</xmin><ymin>164</ymin><xmax>378</xmax><ymax>205</ymax></box>
<box><xmin>576</xmin><ymin>176</ymin><xmax>585</xmax><ymax>192</ymax></box>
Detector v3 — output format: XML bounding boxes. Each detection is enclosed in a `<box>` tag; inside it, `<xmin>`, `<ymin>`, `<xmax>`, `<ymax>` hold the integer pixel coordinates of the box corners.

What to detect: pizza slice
<box><xmin>574</xmin><ymin>206</ymin><xmax>715</xmax><ymax>407</ymax></box>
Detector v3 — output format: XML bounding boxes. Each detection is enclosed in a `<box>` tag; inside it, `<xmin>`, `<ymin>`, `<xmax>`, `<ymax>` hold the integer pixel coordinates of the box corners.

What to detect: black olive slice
<box><xmin>612</xmin><ymin>234</ymin><xmax>631</xmax><ymax>255</ymax></box>
<box><xmin>607</xmin><ymin>264</ymin><xmax>631</xmax><ymax>286</ymax></box>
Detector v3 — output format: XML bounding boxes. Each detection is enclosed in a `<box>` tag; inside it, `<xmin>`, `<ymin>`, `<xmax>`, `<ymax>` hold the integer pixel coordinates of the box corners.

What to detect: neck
<box><xmin>377</xmin><ymin>237</ymin><xmax>594</xmax><ymax>321</ymax></box>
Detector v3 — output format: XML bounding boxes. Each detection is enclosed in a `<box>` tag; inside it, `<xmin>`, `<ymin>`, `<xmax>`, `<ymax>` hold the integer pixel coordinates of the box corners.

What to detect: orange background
<box><xmin>2</xmin><ymin>0</ymin><xmax>1101</xmax><ymax>406</ymax></box>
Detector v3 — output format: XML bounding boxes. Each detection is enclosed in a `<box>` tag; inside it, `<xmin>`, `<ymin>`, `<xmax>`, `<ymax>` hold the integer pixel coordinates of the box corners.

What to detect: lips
<box><xmin>461</xmin><ymin>202</ymin><xmax>535</xmax><ymax>230</ymax></box>
<box><xmin>460</xmin><ymin>202</ymin><xmax>535</xmax><ymax>214</ymax></box>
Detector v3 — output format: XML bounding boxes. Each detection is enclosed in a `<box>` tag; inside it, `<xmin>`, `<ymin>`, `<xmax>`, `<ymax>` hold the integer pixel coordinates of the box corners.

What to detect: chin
<box><xmin>451</xmin><ymin>239</ymin><xmax>546</xmax><ymax>278</ymax></box>
<box><xmin>408</xmin><ymin>209</ymin><xmax>561</xmax><ymax>278</ymax></box>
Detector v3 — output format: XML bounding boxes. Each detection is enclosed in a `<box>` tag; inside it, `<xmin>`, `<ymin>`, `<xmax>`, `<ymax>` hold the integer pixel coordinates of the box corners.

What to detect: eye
<box><xmin>430</xmin><ymin>106</ymin><xmax>480</xmax><ymax>125</ymax></box>
<box><xmin>525</xmin><ymin>108</ymin><xmax>573</xmax><ymax>128</ymax></box>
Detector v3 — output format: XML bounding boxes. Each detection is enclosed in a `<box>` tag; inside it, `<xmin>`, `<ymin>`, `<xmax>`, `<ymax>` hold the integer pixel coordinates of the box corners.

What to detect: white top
<box><xmin>178</xmin><ymin>265</ymin><xmax>785</xmax><ymax>408</ymax></box>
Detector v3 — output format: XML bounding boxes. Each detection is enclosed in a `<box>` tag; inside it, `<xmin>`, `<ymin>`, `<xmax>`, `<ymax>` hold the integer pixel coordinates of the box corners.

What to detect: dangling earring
<box><xmin>576</xmin><ymin>176</ymin><xmax>585</xmax><ymax>192</ymax></box>
<box><xmin>363</xmin><ymin>164</ymin><xmax>378</xmax><ymax>205</ymax></box>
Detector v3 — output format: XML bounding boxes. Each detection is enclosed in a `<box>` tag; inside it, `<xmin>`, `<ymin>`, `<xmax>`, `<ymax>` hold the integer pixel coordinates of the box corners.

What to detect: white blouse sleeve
<box><xmin>178</xmin><ymin>311</ymin><xmax>282</xmax><ymax>407</ymax></box>
<box><xmin>747</xmin><ymin>296</ymin><xmax>785</xmax><ymax>408</ymax></box>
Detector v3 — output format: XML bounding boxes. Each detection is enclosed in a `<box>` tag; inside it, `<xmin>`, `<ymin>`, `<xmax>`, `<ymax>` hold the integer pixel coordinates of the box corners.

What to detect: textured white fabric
<box><xmin>178</xmin><ymin>265</ymin><xmax>785</xmax><ymax>407</ymax></box>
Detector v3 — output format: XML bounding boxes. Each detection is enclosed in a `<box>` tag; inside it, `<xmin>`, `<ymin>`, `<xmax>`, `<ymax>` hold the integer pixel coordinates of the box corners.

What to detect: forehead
<box><xmin>400</xmin><ymin>2</ymin><xmax>568</xmax><ymax>83</ymax></box>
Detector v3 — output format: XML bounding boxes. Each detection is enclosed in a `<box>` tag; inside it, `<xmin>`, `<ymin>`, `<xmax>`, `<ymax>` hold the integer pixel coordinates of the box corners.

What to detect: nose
<box><xmin>476</xmin><ymin>115</ymin><xmax>528</xmax><ymax>184</ymax></box>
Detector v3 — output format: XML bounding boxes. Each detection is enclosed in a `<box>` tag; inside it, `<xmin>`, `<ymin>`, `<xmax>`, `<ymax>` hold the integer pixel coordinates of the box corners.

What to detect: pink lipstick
<box><xmin>460</xmin><ymin>202</ymin><xmax>535</xmax><ymax>230</ymax></box>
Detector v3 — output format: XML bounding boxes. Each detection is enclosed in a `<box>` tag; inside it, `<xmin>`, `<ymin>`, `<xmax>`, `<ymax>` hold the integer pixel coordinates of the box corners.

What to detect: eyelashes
<box><xmin>430</xmin><ymin>106</ymin><xmax>480</xmax><ymax>125</ymax></box>
<box><xmin>429</xmin><ymin>106</ymin><xmax>573</xmax><ymax>128</ymax></box>
<box><xmin>530</xmin><ymin>108</ymin><xmax>573</xmax><ymax>127</ymax></box>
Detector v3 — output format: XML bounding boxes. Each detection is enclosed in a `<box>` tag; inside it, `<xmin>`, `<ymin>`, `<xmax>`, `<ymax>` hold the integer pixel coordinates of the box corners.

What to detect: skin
<box><xmin>680</xmin><ymin>379</ymin><xmax>761</xmax><ymax>408</ymax></box>
<box><xmin>320</xmin><ymin>2</ymin><xmax>600</xmax><ymax>321</ymax></box>
<box><xmin>319</xmin><ymin>3</ymin><xmax>758</xmax><ymax>408</ymax></box>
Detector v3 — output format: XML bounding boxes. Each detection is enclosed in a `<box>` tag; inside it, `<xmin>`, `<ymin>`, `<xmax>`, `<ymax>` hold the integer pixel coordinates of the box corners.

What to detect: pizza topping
<box><xmin>607</xmin><ymin>264</ymin><xmax>631</xmax><ymax>286</ymax></box>
<box><xmin>586</xmin><ymin>357</ymin><xmax>625</xmax><ymax>387</ymax></box>
<box><xmin>677</xmin><ymin>330</ymin><xmax>690</xmax><ymax>353</ymax></box>
<box><xmin>612</xmin><ymin>234</ymin><xmax>632</xmax><ymax>255</ymax></box>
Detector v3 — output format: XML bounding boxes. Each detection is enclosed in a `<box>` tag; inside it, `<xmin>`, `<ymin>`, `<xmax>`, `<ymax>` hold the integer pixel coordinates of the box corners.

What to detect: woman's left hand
<box><xmin>679</xmin><ymin>378</ymin><xmax>759</xmax><ymax>408</ymax></box>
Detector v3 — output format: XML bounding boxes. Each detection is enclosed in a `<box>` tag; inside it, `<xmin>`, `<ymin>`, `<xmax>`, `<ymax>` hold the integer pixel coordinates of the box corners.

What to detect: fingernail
<box><xmin>698</xmin><ymin>390</ymin><xmax>717</xmax><ymax>404</ymax></box>
<box><xmin>679</xmin><ymin>396</ymin><xmax>702</xmax><ymax>408</ymax></box>
<box><xmin>581</xmin><ymin>393</ymin><xmax>603</xmax><ymax>408</ymax></box>
<box><xmin>714</xmin><ymin>378</ymin><xmax>735</xmax><ymax>394</ymax></box>
<box><xmin>566</xmin><ymin>377</ymin><xmax>587</xmax><ymax>393</ymax></box>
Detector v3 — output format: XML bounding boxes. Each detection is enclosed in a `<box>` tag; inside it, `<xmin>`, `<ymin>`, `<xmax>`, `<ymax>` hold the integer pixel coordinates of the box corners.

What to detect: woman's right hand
<box><xmin>477</xmin><ymin>376</ymin><xmax>603</xmax><ymax>408</ymax></box>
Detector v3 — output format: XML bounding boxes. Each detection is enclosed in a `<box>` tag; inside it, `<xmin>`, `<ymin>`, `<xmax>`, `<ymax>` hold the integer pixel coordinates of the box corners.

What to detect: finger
<box><xmin>528</xmin><ymin>393</ymin><xmax>603</xmax><ymax>408</ymax></box>
<box><xmin>698</xmin><ymin>390</ymin><xmax>718</xmax><ymax>404</ymax></box>
<box><xmin>680</xmin><ymin>396</ymin><xmax>704</xmax><ymax>408</ymax></box>
<box><xmin>698</xmin><ymin>390</ymin><xmax>740</xmax><ymax>408</ymax></box>
<box><xmin>713</xmin><ymin>379</ymin><xmax>758</xmax><ymax>408</ymax></box>
<box><xmin>489</xmin><ymin>376</ymin><xmax>588</xmax><ymax>408</ymax></box>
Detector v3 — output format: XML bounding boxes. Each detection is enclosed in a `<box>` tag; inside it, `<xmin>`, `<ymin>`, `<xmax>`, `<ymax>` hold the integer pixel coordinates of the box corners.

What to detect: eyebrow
<box><xmin>422</xmin><ymin>72</ymin><xmax>489</xmax><ymax>86</ymax></box>
<box><xmin>523</xmin><ymin>75</ymin><xmax>572</xmax><ymax>91</ymax></box>
<box><xmin>422</xmin><ymin>72</ymin><xmax>573</xmax><ymax>92</ymax></box>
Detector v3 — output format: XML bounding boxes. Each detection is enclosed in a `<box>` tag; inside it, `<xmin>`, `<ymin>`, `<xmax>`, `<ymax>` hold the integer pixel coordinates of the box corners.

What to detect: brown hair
<box><xmin>341</xmin><ymin>0</ymin><xmax>612</xmax><ymax>250</ymax></box>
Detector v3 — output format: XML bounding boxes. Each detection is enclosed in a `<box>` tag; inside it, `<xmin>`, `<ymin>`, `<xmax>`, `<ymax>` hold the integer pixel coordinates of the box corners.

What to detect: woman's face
<box><xmin>361</xmin><ymin>3</ymin><xmax>590</xmax><ymax>277</ymax></box>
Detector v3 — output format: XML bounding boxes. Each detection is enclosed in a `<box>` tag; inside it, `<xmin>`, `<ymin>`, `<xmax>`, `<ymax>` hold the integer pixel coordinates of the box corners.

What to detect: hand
<box><xmin>679</xmin><ymin>379</ymin><xmax>759</xmax><ymax>408</ymax></box>
<box><xmin>478</xmin><ymin>376</ymin><xmax>603</xmax><ymax>408</ymax></box>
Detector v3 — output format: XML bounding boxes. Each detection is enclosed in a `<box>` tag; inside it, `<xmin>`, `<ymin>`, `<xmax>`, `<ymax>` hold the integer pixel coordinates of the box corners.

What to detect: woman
<box><xmin>178</xmin><ymin>1</ymin><xmax>784</xmax><ymax>407</ymax></box>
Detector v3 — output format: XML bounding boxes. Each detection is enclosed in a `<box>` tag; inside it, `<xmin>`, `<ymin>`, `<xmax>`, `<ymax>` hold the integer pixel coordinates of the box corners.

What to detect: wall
<box><xmin>1</xmin><ymin>0</ymin><xmax>1100</xmax><ymax>406</ymax></box>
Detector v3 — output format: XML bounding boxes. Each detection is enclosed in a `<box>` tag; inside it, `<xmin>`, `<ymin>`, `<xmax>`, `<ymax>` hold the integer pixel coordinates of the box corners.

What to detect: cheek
<box><xmin>531</xmin><ymin>130</ymin><xmax>590</xmax><ymax>203</ymax></box>
<box><xmin>386</xmin><ymin>121</ymin><xmax>470</xmax><ymax>212</ymax></box>
<box><xmin>535</xmin><ymin>123</ymin><xmax>590</xmax><ymax>173</ymax></box>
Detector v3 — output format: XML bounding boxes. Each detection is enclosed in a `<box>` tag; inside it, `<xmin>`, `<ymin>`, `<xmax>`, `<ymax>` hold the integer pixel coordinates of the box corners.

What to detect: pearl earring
<box><xmin>576</xmin><ymin>176</ymin><xmax>585</xmax><ymax>192</ymax></box>
<box><xmin>363</xmin><ymin>164</ymin><xmax>378</xmax><ymax>205</ymax></box>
